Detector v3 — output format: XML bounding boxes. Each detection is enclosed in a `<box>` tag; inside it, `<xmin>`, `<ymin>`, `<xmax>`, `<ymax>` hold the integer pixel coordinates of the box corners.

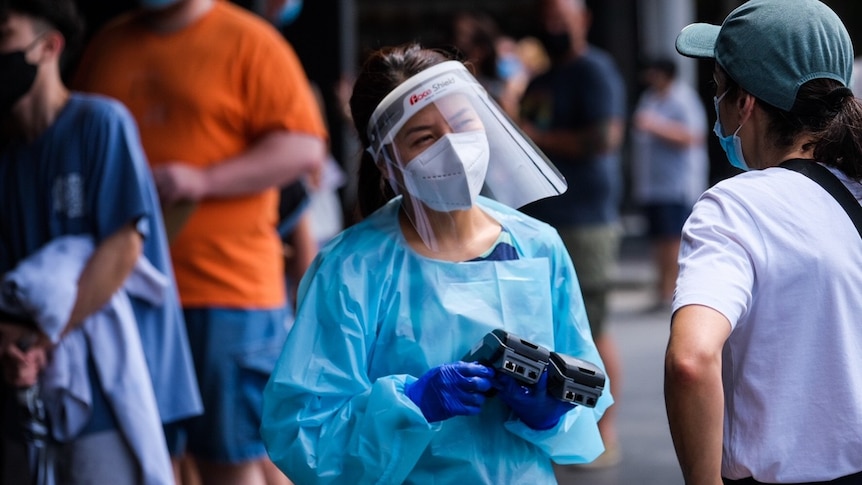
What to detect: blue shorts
<box><xmin>164</xmin><ymin>307</ymin><xmax>288</xmax><ymax>463</ymax></box>
<box><xmin>643</xmin><ymin>202</ymin><xmax>691</xmax><ymax>238</ymax></box>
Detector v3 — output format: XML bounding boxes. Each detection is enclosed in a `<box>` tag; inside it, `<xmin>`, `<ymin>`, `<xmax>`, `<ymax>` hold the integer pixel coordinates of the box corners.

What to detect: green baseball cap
<box><xmin>675</xmin><ymin>0</ymin><xmax>853</xmax><ymax>112</ymax></box>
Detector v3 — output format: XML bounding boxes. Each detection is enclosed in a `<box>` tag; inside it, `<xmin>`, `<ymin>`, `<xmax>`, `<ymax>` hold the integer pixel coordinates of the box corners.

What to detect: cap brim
<box><xmin>676</xmin><ymin>23</ymin><xmax>721</xmax><ymax>59</ymax></box>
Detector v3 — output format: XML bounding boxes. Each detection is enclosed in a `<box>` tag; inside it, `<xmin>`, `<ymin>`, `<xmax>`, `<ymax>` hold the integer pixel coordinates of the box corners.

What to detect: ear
<box><xmin>39</xmin><ymin>30</ymin><xmax>65</xmax><ymax>63</ymax></box>
<box><xmin>736</xmin><ymin>91</ymin><xmax>756</xmax><ymax>126</ymax></box>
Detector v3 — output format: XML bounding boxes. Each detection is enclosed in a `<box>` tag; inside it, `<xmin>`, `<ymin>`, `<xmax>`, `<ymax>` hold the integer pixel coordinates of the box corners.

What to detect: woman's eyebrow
<box><xmin>400</xmin><ymin>123</ymin><xmax>434</xmax><ymax>139</ymax></box>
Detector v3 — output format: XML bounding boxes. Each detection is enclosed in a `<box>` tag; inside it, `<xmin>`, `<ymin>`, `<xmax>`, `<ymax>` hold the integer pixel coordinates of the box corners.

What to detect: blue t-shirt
<box><xmin>469</xmin><ymin>227</ymin><xmax>519</xmax><ymax>262</ymax></box>
<box><xmin>519</xmin><ymin>47</ymin><xmax>626</xmax><ymax>227</ymax></box>
<box><xmin>0</xmin><ymin>93</ymin><xmax>201</xmax><ymax>423</ymax></box>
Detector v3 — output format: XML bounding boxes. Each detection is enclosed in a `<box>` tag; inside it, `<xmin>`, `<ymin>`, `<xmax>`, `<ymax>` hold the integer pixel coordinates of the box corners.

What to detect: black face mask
<box><xmin>0</xmin><ymin>50</ymin><xmax>38</xmax><ymax>113</ymax></box>
<box><xmin>538</xmin><ymin>31</ymin><xmax>572</xmax><ymax>60</ymax></box>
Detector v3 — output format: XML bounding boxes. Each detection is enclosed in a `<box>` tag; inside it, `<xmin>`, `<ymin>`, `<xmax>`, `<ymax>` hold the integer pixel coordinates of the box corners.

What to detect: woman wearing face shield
<box><xmin>260</xmin><ymin>43</ymin><xmax>612</xmax><ymax>484</ymax></box>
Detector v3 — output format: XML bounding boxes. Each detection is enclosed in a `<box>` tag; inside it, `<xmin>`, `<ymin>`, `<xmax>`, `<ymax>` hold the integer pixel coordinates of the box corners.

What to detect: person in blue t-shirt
<box><xmin>518</xmin><ymin>0</ymin><xmax>626</xmax><ymax>468</ymax></box>
<box><xmin>0</xmin><ymin>1</ymin><xmax>201</xmax><ymax>483</ymax></box>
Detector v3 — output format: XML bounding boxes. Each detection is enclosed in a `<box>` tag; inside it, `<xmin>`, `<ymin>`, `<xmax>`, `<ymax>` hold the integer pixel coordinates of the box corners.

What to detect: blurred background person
<box><xmin>631</xmin><ymin>57</ymin><xmax>708</xmax><ymax>312</ymax></box>
<box><xmin>518</xmin><ymin>0</ymin><xmax>626</xmax><ymax>469</ymax></box>
<box><xmin>448</xmin><ymin>10</ymin><xmax>505</xmax><ymax>102</ymax></box>
<box><xmin>73</xmin><ymin>0</ymin><xmax>327</xmax><ymax>483</ymax></box>
<box><xmin>497</xmin><ymin>35</ymin><xmax>550</xmax><ymax>119</ymax></box>
<box><xmin>0</xmin><ymin>0</ymin><xmax>201</xmax><ymax>483</ymax></box>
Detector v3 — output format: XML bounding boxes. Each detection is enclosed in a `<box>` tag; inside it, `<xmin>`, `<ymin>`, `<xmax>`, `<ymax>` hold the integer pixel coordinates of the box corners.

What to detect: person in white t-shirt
<box><xmin>666</xmin><ymin>1</ymin><xmax>862</xmax><ymax>484</ymax></box>
<box><xmin>632</xmin><ymin>57</ymin><xmax>709</xmax><ymax>309</ymax></box>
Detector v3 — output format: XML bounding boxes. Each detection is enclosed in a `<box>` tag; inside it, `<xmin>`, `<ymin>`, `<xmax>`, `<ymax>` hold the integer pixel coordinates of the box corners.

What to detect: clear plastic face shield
<box><xmin>367</xmin><ymin>61</ymin><xmax>566</xmax><ymax>252</ymax></box>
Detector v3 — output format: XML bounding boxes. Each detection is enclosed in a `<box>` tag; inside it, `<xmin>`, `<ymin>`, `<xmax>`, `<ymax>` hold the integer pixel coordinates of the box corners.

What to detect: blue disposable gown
<box><xmin>261</xmin><ymin>196</ymin><xmax>612</xmax><ymax>484</ymax></box>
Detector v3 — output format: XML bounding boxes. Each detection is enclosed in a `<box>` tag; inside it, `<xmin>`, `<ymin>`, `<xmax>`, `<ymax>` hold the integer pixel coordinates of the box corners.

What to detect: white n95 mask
<box><xmin>396</xmin><ymin>130</ymin><xmax>490</xmax><ymax>212</ymax></box>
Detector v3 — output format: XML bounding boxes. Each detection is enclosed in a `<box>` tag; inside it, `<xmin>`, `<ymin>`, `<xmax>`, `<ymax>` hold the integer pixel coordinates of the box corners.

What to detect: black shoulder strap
<box><xmin>780</xmin><ymin>158</ymin><xmax>862</xmax><ymax>240</ymax></box>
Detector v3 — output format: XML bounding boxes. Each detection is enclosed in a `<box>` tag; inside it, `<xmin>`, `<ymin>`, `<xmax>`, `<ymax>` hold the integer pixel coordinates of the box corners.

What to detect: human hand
<box><xmin>0</xmin><ymin>324</ymin><xmax>50</xmax><ymax>388</ymax></box>
<box><xmin>152</xmin><ymin>162</ymin><xmax>208</xmax><ymax>205</ymax></box>
<box><xmin>494</xmin><ymin>368</ymin><xmax>575</xmax><ymax>430</ymax></box>
<box><xmin>405</xmin><ymin>361</ymin><xmax>495</xmax><ymax>423</ymax></box>
<box><xmin>305</xmin><ymin>163</ymin><xmax>323</xmax><ymax>191</ymax></box>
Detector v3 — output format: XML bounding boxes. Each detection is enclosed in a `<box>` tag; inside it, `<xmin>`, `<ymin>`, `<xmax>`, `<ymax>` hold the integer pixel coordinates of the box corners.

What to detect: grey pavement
<box><xmin>555</xmin><ymin>236</ymin><xmax>685</xmax><ymax>485</ymax></box>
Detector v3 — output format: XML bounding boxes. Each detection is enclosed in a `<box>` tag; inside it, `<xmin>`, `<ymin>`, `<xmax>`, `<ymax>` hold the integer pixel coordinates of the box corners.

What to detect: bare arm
<box><xmin>635</xmin><ymin>111</ymin><xmax>704</xmax><ymax>148</ymax></box>
<box><xmin>154</xmin><ymin>131</ymin><xmax>326</xmax><ymax>204</ymax></box>
<box><xmin>0</xmin><ymin>224</ymin><xmax>142</xmax><ymax>386</ymax></box>
<box><xmin>664</xmin><ymin>304</ymin><xmax>731</xmax><ymax>485</ymax></box>
<box><xmin>523</xmin><ymin>118</ymin><xmax>625</xmax><ymax>160</ymax></box>
<box><xmin>283</xmin><ymin>211</ymin><xmax>318</xmax><ymax>307</ymax></box>
<box><xmin>64</xmin><ymin>223</ymin><xmax>143</xmax><ymax>335</ymax></box>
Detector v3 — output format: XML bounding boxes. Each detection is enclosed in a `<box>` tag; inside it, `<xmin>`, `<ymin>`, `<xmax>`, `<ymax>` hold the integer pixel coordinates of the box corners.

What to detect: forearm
<box><xmin>284</xmin><ymin>212</ymin><xmax>318</xmax><ymax>305</ymax></box>
<box><xmin>203</xmin><ymin>131</ymin><xmax>325</xmax><ymax>199</ymax></box>
<box><xmin>665</xmin><ymin>358</ymin><xmax>724</xmax><ymax>483</ymax></box>
<box><xmin>64</xmin><ymin>224</ymin><xmax>142</xmax><ymax>334</ymax></box>
<box><xmin>664</xmin><ymin>305</ymin><xmax>729</xmax><ymax>485</ymax></box>
<box><xmin>263</xmin><ymin>375</ymin><xmax>434</xmax><ymax>484</ymax></box>
<box><xmin>642</xmin><ymin>118</ymin><xmax>703</xmax><ymax>147</ymax></box>
<box><xmin>532</xmin><ymin>119</ymin><xmax>624</xmax><ymax>160</ymax></box>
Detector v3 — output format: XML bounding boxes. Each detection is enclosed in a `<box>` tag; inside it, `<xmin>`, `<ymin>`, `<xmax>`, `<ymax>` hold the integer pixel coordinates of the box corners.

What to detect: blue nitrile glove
<box><xmin>494</xmin><ymin>368</ymin><xmax>576</xmax><ymax>430</ymax></box>
<box><xmin>405</xmin><ymin>361</ymin><xmax>495</xmax><ymax>423</ymax></box>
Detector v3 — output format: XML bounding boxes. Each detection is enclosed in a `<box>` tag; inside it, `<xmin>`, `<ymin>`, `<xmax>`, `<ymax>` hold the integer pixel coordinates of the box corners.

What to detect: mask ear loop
<box><xmin>376</xmin><ymin>147</ymin><xmax>402</xmax><ymax>197</ymax></box>
<box><xmin>375</xmin><ymin>144</ymin><xmax>440</xmax><ymax>252</ymax></box>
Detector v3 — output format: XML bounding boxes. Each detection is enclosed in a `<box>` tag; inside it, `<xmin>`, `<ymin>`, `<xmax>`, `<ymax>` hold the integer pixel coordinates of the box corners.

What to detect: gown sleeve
<box><xmin>501</xmin><ymin>231</ymin><xmax>613</xmax><ymax>464</ymax></box>
<box><xmin>261</xmin><ymin>250</ymin><xmax>439</xmax><ymax>484</ymax></box>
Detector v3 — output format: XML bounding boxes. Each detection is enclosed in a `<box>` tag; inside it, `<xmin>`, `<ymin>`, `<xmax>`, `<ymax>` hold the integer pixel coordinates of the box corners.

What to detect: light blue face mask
<box><xmin>275</xmin><ymin>0</ymin><xmax>303</xmax><ymax>28</ymax></box>
<box><xmin>139</xmin><ymin>0</ymin><xmax>181</xmax><ymax>10</ymax></box>
<box><xmin>713</xmin><ymin>89</ymin><xmax>749</xmax><ymax>171</ymax></box>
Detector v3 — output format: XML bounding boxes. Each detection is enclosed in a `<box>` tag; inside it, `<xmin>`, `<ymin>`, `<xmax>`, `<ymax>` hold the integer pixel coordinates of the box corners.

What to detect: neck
<box><xmin>774</xmin><ymin>139</ymin><xmax>817</xmax><ymax>167</ymax></box>
<box><xmin>7</xmin><ymin>71</ymin><xmax>69</xmax><ymax>143</ymax></box>
<box><xmin>400</xmin><ymin>202</ymin><xmax>501</xmax><ymax>261</ymax></box>
<box><xmin>570</xmin><ymin>38</ymin><xmax>588</xmax><ymax>58</ymax></box>
<box><xmin>140</xmin><ymin>0</ymin><xmax>214</xmax><ymax>33</ymax></box>
<box><xmin>555</xmin><ymin>44</ymin><xmax>586</xmax><ymax>65</ymax></box>
<box><xmin>748</xmin><ymin>108</ymin><xmax>817</xmax><ymax>169</ymax></box>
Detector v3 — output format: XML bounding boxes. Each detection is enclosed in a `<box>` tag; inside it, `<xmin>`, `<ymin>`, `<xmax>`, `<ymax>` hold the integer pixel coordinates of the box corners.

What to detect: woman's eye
<box><xmin>407</xmin><ymin>135</ymin><xmax>435</xmax><ymax>151</ymax></box>
<box><xmin>414</xmin><ymin>134</ymin><xmax>434</xmax><ymax>145</ymax></box>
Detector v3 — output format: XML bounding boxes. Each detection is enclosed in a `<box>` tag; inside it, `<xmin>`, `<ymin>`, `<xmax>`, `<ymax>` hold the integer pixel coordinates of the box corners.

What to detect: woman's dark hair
<box><xmin>349</xmin><ymin>43</ymin><xmax>451</xmax><ymax>218</ymax></box>
<box><xmin>722</xmin><ymin>68</ymin><xmax>862</xmax><ymax>179</ymax></box>
<box><xmin>0</xmin><ymin>0</ymin><xmax>85</xmax><ymax>73</ymax></box>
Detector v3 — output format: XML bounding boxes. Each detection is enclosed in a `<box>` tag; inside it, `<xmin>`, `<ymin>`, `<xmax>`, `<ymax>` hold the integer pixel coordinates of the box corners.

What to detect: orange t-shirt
<box><xmin>75</xmin><ymin>1</ymin><xmax>327</xmax><ymax>308</ymax></box>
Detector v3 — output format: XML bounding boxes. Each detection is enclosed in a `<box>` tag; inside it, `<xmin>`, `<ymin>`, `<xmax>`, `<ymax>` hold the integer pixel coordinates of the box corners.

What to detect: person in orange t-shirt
<box><xmin>74</xmin><ymin>0</ymin><xmax>326</xmax><ymax>484</ymax></box>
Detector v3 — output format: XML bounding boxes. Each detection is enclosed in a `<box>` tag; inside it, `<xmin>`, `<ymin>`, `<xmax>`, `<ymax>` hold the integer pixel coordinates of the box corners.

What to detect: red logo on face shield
<box><xmin>409</xmin><ymin>89</ymin><xmax>433</xmax><ymax>105</ymax></box>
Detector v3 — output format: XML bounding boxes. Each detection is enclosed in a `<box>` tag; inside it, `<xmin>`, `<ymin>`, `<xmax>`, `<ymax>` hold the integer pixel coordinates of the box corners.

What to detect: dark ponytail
<box><xmin>348</xmin><ymin>43</ymin><xmax>450</xmax><ymax>218</ymax></box>
<box><xmin>811</xmin><ymin>87</ymin><xmax>862</xmax><ymax>180</ymax></box>
<box><xmin>748</xmin><ymin>76</ymin><xmax>862</xmax><ymax>179</ymax></box>
<box><xmin>355</xmin><ymin>149</ymin><xmax>395</xmax><ymax>220</ymax></box>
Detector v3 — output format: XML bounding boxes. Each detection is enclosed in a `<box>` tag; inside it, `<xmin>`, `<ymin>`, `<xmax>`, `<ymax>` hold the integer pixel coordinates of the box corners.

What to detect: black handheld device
<box><xmin>546</xmin><ymin>351</ymin><xmax>605</xmax><ymax>408</ymax></box>
<box><xmin>462</xmin><ymin>329</ymin><xmax>550</xmax><ymax>385</ymax></box>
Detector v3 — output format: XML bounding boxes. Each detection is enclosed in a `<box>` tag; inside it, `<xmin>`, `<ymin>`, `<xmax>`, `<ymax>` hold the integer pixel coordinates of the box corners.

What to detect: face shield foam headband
<box><xmin>366</xmin><ymin>61</ymin><xmax>567</xmax><ymax>210</ymax></box>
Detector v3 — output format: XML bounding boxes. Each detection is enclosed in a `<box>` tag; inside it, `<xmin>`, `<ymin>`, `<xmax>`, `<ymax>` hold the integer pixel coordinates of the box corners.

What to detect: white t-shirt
<box><xmin>674</xmin><ymin>164</ymin><xmax>862</xmax><ymax>482</ymax></box>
